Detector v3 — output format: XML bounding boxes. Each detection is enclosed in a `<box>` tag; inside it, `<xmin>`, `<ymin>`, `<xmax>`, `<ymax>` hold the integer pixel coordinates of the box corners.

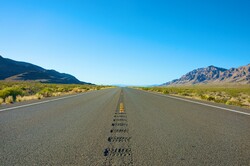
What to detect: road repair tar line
<box><xmin>0</xmin><ymin>92</ymin><xmax>88</xmax><ymax>112</ymax></box>
<box><xmin>144</xmin><ymin>90</ymin><xmax>250</xmax><ymax>116</ymax></box>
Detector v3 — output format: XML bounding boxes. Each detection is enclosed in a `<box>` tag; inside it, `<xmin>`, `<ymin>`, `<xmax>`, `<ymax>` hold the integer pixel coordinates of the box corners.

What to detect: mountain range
<box><xmin>162</xmin><ymin>64</ymin><xmax>250</xmax><ymax>86</ymax></box>
<box><xmin>0</xmin><ymin>55</ymin><xmax>90</xmax><ymax>84</ymax></box>
<box><xmin>1</xmin><ymin>55</ymin><xmax>249</xmax><ymax>86</ymax></box>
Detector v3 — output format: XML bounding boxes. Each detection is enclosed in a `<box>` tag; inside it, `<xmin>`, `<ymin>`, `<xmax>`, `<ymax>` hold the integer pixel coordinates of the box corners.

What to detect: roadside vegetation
<box><xmin>0</xmin><ymin>81</ymin><xmax>111</xmax><ymax>105</ymax></box>
<box><xmin>137</xmin><ymin>85</ymin><xmax>250</xmax><ymax>109</ymax></box>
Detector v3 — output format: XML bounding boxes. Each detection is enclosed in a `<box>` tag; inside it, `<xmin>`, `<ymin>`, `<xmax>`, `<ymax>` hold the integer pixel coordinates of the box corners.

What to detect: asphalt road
<box><xmin>0</xmin><ymin>88</ymin><xmax>249</xmax><ymax>165</ymax></box>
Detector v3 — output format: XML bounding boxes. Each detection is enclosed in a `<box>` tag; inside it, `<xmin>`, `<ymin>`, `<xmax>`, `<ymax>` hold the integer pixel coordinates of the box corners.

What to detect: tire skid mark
<box><xmin>113</xmin><ymin>119</ymin><xmax>127</xmax><ymax>122</ymax></box>
<box><xmin>108</xmin><ymin>137</ymin><xmax>131</xmax><ymax>142</ymax></box>
<box><xmin>112</xmin><ymin>123</ymin><xmax>128</xmax><ymax>126</ymax></box>
<box><xmin>103</xmin><ymin>90</ymin><xmax>133</xmax><ymax>166</ymax></box>
<box><xmin>110</xmin><ymin>129</ymin><xmax>129</xmax><ymax>133</ymax></box>
<box><xmin>114</xmin><ymin>115</ymin><xmax>127</xmax><ymax>118</ymax></box>
<box><xmin>104</xmin><ymin>148</ymin><xmax>132</xmax><ymax>156</ymax></box>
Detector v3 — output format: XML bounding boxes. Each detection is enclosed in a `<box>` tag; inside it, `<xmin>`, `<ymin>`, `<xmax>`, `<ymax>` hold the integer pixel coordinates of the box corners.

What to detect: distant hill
<box><xmin>0</xmin><ymin>55</ymin><xmax>91</xmax><ymax>84</ymax></box>
<box><xmin>162</xmin><ymin>64</ymin><xmax>250</xmax><ymax>86</ymax></box>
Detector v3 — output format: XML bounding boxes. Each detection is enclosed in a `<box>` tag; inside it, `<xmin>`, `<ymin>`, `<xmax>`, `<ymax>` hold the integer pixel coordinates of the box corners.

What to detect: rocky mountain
<box><xmin>162</xmin><ymin>64</ymin><xmax>250</xmax><ymax>86</ymax></box>
<box><xmin>0</xmin><ymin>55</ymin><xmax>91</xmax><ymax>84</ymax></box>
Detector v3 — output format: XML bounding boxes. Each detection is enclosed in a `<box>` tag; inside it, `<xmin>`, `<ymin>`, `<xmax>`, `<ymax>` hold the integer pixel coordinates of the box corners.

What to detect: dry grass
<box><xmin>138</xmin><ymin>85</ymin><xmax>250</xmax><ymax>109</ymax></box>
<box><xmin>5</xmin><ymin>96</ymin><xmax>14</xmax><ymax>104</ymax></box>
<box><xmin>0</xmin><ymin>81</ymin><xmax>112</xmax><ymax>105</ymax></box>
<box><xmin>16</xmin><ymin>95</ymin><xmax>44</xmax><ymax>102</ymax></box>
<box><xmin>0</xmin><ymin>98</ymin><xmax>3</xmax><ymax>105</ymax></box>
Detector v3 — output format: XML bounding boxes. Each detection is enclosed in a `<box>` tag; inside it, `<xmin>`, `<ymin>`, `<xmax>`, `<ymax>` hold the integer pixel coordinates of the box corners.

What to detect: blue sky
<box><xmin>1</xmin><ymin>0</ymin><xmax>250</xmax><ymax>85</ymax></box>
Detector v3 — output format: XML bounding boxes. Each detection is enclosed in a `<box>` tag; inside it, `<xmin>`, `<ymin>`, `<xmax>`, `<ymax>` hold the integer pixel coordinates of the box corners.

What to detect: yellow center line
<box><xmin>119</xmin><ymin>102</ymin><xmax>124</xmax><ymax>113</ymax></box>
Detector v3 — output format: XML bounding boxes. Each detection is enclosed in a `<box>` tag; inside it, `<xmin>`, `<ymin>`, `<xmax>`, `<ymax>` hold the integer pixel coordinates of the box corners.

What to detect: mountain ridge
<box><xmin>162</xmin><ymin>64</ymin><xmax>250</xmax><ymax>86</ymax></box>
<box><xmin>0</xmin><ymin>55</ymin><xmax>91</xmax><ymax>84</ymax></box>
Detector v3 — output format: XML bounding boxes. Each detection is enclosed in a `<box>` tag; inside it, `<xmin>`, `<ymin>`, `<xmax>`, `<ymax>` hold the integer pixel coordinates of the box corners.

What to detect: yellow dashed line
<box><xmin>120</xmin><ymin>102</ymin><xmax>124</xmax><ymax>113</ymax></box>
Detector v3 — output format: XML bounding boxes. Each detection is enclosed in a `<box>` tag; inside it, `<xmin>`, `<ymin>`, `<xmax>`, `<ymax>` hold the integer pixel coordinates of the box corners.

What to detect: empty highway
<box><xmin>0</xmin><ymin>88</ymin><xmax>249</xmax><ymax>165</ymax></box>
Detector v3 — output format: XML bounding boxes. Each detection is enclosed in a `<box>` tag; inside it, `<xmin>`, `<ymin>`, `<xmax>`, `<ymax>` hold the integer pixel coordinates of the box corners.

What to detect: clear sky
<box><xmin>1</xmin><ymin>0</ymin><xmax>250</xmax><ymax>85</ymax></box>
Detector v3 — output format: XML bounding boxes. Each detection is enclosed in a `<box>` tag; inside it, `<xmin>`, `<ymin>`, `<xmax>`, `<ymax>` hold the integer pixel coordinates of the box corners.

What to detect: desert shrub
<box><xmin>0</xmin><ymin>81</ymin><xmax>107</xmax><ymax>104</ymax></box>
<box><xmin>57</xmin><ymin>87</ymin><xmax>66</xmax><ymax>92</ymax></box>
<box><xmin>214</xmin><ymin>93</ymin><xmax>228</xmax><ymax>101</ymax></box>
<box><xmin>80</xmin><ymin>89</ymin><xmax>87</xmax><ymax>92</ymax></box>
<box><xmin>16</xmin><ymin>95</ymin><xmax>41</xmax><ymax>102</ymax></box>
<box><xmin>72</xmin><ymin>87</ymin><xmax>81</xmax><ymax>93</ymax></box>
<box><xmin>200</xmin><ymin>94</ymin><xmax>207</xmax><ymax>100</ymax></box>
<box><xmin>199</xmin><ymin>94</ymin><xmax>215</xmax><ymax>101</ymax></box>
<box><xmin>227</xmin><ymin>90</ymin><xmax>240</xmax><ymax>97</ymax></box>
<box><xmin>226</xmin><ymin>100</ymin><xmax>242</xmax><ymax>106</ymax></box>
<box><xmin>38</xmin><ymin>88</ymin><xmax>53</xmax><ymax>97</ymax></box>
<box><xmin>36</xmin><ymin>93</ymin><xmax>44</xmax><ymax>100</ymax></box>
<box><xmin>214</xmin><ymin>98</ymin><xmax>227</xmax><ymax>104</ymax></box>
<box><xmin>52</xmin><ymin>92</ymin><xmax>62</xmax><ymax>96</ymax></box>
<box><xmin>139</xmin><ymin>85</ymin><xmax>250</xmax><ymax>108</ymax></box>
<box><xmin>0</xmin><ymin>87</ymin><xmax>23</xmax><ymax>100</ymax></box>
<box><xmin>157</xmin><ymin>89</ymin><xmax>162</xmax><ymax>92</ymax></box>
<box><xmin>27</xmin><ymin>95</ymin><xmax>39</xmax><ymax>101</ymax></box>
<box><xmin>16</xmin><ymin>95</ymin><xmax>23</xmax><ymax>102</ymax></box>
<box><xmin>0</xmin><ymin>98</ymin><xmax>3</xmax><ymax>104</ymax></box>
<box><xmin>179</xmin><ymin>92</ymin><xmax>189</xmax><ymax>96</ymax></box>
<box><xmin>5</xmin><ymin>96</ymin><xmax>14</xmax><ymax>104</ymax></box>
<box><xmin>206</xmin><ymin>96</ymin><xmax>215</xmax><ymax>101</ymax></box>
<box><xmin>163</xmin><ymin>89</ymin><xmax>169</xmax><ymax>94</ymax></box>
<box><xmin>142</xmin><ymin>87</ymin><xmax>149</xmax><ymax>91</ymax></box>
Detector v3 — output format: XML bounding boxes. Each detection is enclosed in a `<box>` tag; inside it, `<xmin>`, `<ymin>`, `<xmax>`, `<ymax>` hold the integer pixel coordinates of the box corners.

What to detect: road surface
<box><xmin>1</xmin><ymin>88</ymin><xmax>249</xmax><ymax>165</ymax></box>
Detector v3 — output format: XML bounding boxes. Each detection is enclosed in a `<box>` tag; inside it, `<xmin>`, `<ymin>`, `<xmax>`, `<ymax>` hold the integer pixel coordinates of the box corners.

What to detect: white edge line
<box><xmin>0</xmin><ymin>92</ymin><xmax>88</xmax><ymax>112</ymax></box>
<box><xmin>141</xmin><ymin>90</ymin><xmax>250</xmax><ymax>116</ymax></box>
